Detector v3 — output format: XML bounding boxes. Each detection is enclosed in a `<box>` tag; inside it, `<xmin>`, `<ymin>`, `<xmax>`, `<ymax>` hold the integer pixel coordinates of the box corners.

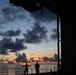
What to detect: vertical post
<box><xmin>46</xmin><ymin>67</ymin><xmax>47</xmax><ymax>73</ymax></box>
<box><xmin>54</xmin><ymin>67</ymin><xmax>55</xmax><ymax>72</ymax></box>
<box><xmin>50</xmin><ymin>68</ymin><xmax>52</xmax><ymax>72</ymax></box>
<box><xmin>31</xmin><ymin>68</ymin><xmax>33</xmax><ymax>74</ymax></box>
<box><xmin>57</xmin><ymin>15</ymin><xmax>60</xmax><ymax>70</ymax></box>
<box><xmin>7</xmin><ymin>68</ymin><xmax>8</xmax><ymax>75</ymax></box>
<box><xmin>15</xmin><ymin>68</ymin><xmax>16</xmax><ymax>75</ymax></box>
<box><xmin>42</xmin><ymin>68</ymin><xmax>43</xmax><ymax>73</ymax></box>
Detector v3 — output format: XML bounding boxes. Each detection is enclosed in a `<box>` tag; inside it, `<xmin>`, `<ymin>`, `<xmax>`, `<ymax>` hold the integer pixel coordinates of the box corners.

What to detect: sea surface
<box><xmin>0</xmin><ymin>64</ymin><xmax>57</xmax><ymax>75</ymax></box>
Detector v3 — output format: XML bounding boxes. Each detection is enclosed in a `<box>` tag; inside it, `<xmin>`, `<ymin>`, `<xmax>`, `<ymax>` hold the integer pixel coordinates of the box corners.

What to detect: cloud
<box><xmin>42</xmin><ymin>56</ymin><xmax>50</xmax><ymax>61</ymax></box>
<box><xmin>0</xmin><ymin>26</ymin><xmax>3</xmax><ymax>28</ymax></box>
<box><xmin>0</xmin><ymin>7</ymin><xmax>26</xmax><ymax>24</ymax></box>
<box><xmin>31</xmin><ymin>8</ymin><xmax>57</xmax><ymax>23</ymax></box>
<box><xmin>15</xmin><ymin>53</ymin><xmax>27</xmax><ymax>62</ymax></box>
<box><xmin>42</xmin><ymin>54</ymin><xmax>60</xmax><ymax>62</ymax></box>
<box><xmin>0</xmin><ymin>28</ymin><xmax>21</xmax><ymax>37</ymax></box>
<box><xmin>0</xmin><ymin>48</ymin><xmax>8</xmax><ymax>55</ymax></box>
<box><xmin>27</xmin><ymin>19</ymin><xmax>31</xmax><ymax>23</ymax></box>
<box><xmin>53</xmin><ymin>54</ymin><xmax>58</xmax><ymax>61</ymax></box>
<box><xmin>23</xmin><ymin>22</ymin><xmax>48</xmax><ymax>43</ymax></box>
<box><xmin>51</xmin><ymin>28</ymin><xmax>61</xmax><ymax>40</ymax></box>
<box><xmin>0</xmin><ymin>37</ymin><xmax>27</xmax><ymax>55</ymax></box>
<box><xmin>51</xmin><ymin>28</ymin><xmax>57</xmax><ymax>40</ymax></box>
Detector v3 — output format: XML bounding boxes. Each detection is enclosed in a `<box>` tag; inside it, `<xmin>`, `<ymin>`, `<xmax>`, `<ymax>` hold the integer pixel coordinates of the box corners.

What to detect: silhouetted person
<box><xmin>24</xmin><ymin>62</ymin><xmax>29</xmax><ymax>75</ymax></box>
<box><xmin>35</xmin><ymin>61</ymin><xmax>40</xmax><ymax>75</ymax></box>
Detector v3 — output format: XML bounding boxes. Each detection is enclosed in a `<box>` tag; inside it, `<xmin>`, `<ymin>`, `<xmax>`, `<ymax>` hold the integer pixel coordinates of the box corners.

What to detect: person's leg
<box><xmin>24</xmin><ymin>70</ymin><xmax>26</xmax><ymax>75</ymax></box>
<box><xmin>24</xmin><ymin>70</ymin><xmax>25</xmax><ymax>75</ymax></box>
<box><xmin>26</xmin><ymin>70</ymin><xmax>28</xmax><ymax>75</ymax></box>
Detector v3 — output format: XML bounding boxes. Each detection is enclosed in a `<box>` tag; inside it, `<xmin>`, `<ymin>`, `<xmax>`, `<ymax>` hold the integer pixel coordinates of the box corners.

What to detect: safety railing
<box><xmin>0</xmin><ymin>67</ymin><xmax>57</xmax><ymax>75</ymax></box>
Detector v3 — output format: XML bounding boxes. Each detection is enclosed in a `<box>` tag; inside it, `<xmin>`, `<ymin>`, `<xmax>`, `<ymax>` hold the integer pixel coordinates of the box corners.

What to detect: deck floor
<box><xmin>21</xmin><ymin>72</ymin><xmax>57</xmax><ymax>75</ymax></box>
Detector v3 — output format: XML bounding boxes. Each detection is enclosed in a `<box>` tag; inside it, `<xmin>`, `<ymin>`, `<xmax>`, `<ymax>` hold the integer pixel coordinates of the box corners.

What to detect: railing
<box><xmin>0</xmin><ymin>67</ymin><xmax>57</xmax><ymax>75</ymax></box>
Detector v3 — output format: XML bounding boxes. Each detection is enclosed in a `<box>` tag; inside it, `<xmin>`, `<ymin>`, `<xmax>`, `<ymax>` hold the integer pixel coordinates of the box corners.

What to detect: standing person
<box><xmin>35</xmin><ymin>61</ymin><xmax>40</xmax><ymax>75</ymax></box>
<box><xmin>24</xmin><ymin>62</ymin><xmax>29</xmax><ymax>75</ymax></box>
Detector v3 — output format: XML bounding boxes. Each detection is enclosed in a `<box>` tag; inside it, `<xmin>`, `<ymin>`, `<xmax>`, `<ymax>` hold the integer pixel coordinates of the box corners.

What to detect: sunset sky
<box><xmin>0</xmin><ymin>0</ymin><xmax>61</xmax><ymax>62</ymax></box>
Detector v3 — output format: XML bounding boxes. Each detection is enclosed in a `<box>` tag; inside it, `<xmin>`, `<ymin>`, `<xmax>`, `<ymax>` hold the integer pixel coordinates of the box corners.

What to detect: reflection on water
<box><xmin>0</xmin><ymin>64</ymin><xmax>57</xmax><ymax>75</ymax></box>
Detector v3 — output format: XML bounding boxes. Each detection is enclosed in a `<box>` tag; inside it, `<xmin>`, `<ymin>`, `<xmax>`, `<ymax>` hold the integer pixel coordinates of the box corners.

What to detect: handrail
<box><xmin>0</xmin><ymin>67</ymin><xmax>57</xmax><ymax>75</ymax></box>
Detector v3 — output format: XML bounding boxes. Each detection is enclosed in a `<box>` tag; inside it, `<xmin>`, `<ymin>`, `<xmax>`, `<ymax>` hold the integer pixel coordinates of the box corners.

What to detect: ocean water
<box><xmin>0</xmin><ymin>64</ymin><xmax>57</xmax><ymax>75</ymax></box>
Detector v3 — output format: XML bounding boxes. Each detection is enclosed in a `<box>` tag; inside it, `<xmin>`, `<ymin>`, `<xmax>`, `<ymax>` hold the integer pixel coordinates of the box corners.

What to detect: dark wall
<box><xmin>60</xmin><ymin>0</ymin><xmax>75</xmax><ymax>74</ymax></box>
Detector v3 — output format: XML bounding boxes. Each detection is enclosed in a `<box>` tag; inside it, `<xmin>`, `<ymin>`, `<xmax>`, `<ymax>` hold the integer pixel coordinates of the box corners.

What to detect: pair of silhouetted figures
<box><xmin>24</xmin><ymin>61</ymin><xmax>40</xmax><ymax>75</ymax></box>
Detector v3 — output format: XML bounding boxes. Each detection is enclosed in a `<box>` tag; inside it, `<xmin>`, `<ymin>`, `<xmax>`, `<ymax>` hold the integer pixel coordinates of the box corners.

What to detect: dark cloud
<box><xmin>0</xmin><ymin>48</ymin><xmax>8</xmax><ymax>55</ymax></box>
<box><xmin>23</xmin><ymin>22</ymin><xmax>48</xmax><ymax>43</ymax></box>
<box><xmin>51</xmin><ymin>53</ymin><xmax>60</xmax><ymax>61</ymax></box>
<box><xmin>0</xmin><ymin>28</ymin><xmax>21</xmax><ymax>37</ymax></box>
<box><xmin>27</xmin><ymin>19</ymin><xmax>31</xmax><ymax>23</ymax></box>
<box><xmin>3</xmin><ymin>38</ymin><xmax>27</xmax><ymax>52</ymax></box>
<box><xmin>42</xmin><ymin>54</ymin><xmax>60</xmax><ymax>62</ymax></box>
<box><xmin>29</xmin><ymin>57</ymin><xmax>34</xmax><ymax>62</ymax></box>
<box><xmin>31</xmin><ymin>8</ymin><xmax>57</xmax><ymax>23</ymax></box>
<box><xmin>51</xmin><ymin>28</ymin><xmax>57</xmax><ymax>40</ymax></box>
<box><xmin>42</xmin><ymin>56</ymin><xmax>50</xmax><ymax>61</ymax></box>
<box><xmin>0</xmin><ymin>26</ymin><xmax>3</xmax><ymax>28</ymax></box>
<box><xmin>53</xmin><ymin>54</ymin><xmax>58</xmax><ymax>61</ymax></box>
<box><xmin>0</xmin><ymin>7</ymin><xmax>26</xmax><ymax>24</ymax></box>
<box><xmin>51</xmin><ymin>28</ymin><xmax>61</xmax><ymax>40</ymax></box>
<box><xmin>0</xmin><ymin>37</ymin><xmax>27</xmax><ymax>55</ymax></box>
<box><xmin>15</xmin><ymin>53</ymin><xmax>27</xmax><ymax>62</ymax></box>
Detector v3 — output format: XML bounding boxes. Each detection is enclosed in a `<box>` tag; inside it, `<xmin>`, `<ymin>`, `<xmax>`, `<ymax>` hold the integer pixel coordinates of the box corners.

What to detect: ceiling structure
<box><xmin>9</xmin><ymin>0</ymin><xmax>63</xmax><ymax>16</ymax></box>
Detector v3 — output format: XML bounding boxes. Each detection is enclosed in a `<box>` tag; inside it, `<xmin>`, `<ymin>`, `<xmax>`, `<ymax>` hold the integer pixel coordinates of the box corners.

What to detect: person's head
<box><xmin>26</xmin><ymin>62</ymin><xmax>27</xmax><ymax>65</ymax></box>
<box><xmin>36</xmin><ymin>61</ymin><xmax>38</xmax><ymax>64</ymax></box>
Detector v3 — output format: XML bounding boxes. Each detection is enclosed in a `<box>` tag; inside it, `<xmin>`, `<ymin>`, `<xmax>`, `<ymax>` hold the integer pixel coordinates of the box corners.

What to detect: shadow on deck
<box><xmin>22</xmin><ymin>72</ymin><xmax>57</xmax><ymax>75</ymax></box>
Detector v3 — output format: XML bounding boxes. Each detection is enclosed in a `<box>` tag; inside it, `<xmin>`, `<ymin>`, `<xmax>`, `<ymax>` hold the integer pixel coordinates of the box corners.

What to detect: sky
<box><xmin>0</xmin><ymin>0</ymin><xmax>61</xmax><ymax>62</ymax></box>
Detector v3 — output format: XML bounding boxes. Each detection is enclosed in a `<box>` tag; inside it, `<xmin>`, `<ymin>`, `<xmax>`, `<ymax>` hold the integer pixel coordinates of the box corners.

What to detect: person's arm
<box><xmin>39</xmin><ymin>64</ymin><xmax>40</xmax><ymax>68</ymax></box>
<box><xmin>28</xmin><ymin>65</ymin><xmax>31</xmax><ymax>67</ymax></box>
<box><xmin>21</xmin><ymin>65</ymin><xmax>26</xmax><ymax>67</ymax></box>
